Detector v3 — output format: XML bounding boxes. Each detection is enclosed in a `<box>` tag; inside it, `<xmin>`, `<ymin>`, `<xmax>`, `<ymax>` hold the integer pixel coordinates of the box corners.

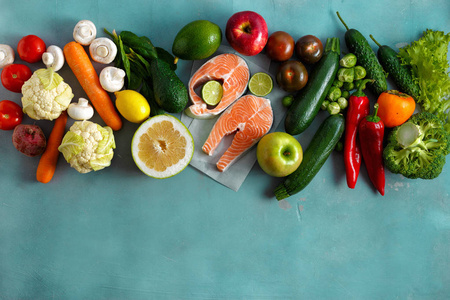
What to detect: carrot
<box><xmin>63</xmin><ymin>41</ymin><xmax>122</xmax><ymax>131</ymax></box>
<box><xmin>36</xmin><ymin>111</ymin><xmax>68</xmax><ymax>184</ymax></box>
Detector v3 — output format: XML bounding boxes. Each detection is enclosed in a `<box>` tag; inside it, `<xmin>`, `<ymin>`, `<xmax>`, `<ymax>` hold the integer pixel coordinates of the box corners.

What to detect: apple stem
<box><xmin>283</xmin><ymin>151</ymin><xmax>291</xmax><ymax>156</ymax></box>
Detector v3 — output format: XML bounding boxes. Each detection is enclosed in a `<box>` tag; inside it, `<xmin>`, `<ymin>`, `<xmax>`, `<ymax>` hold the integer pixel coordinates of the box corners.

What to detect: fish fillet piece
<box><xmin>203</xmin><ymin>95</ymin><xmax>273</xmax><ymax>172</ymax></box>
<box><xmin>186</xmin><ymin>53</ymin><xmax>250</xmax><ymax>119</ymax></box>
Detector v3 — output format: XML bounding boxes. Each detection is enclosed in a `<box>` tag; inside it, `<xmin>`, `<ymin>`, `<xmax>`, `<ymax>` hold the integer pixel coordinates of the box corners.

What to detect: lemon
<box><xmin>201</xmin><ymin>80</ymin><xmax>223</xmax><ymax>106</ymax></box>
<box><xmin>115</xmin><ymin>90</ymin><xmax>150</xmax><ymax>123</ymax></box>
<box><xmin>131</xmin><ymin>114</ymin><xmax>194</xmax><ymax>179</ymax></box>
<box><xmin>249</xmin><ymin>72</ymin><xmax>273</xmax><ymax>97</ymax></box>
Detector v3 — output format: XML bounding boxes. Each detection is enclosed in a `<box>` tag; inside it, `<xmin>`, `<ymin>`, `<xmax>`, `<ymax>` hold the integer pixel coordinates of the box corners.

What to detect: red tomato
<box><xmin>1</xmin><ymin>64</ymin><xmax>32</xmax><ymax>93</ymax></box>
<box><xmin>0</xmin><ymin>100</ymin><xmax>23</xmax><ymax>130</ymax></box>
<box><xmin>17</xmin><ymin>35</ymin><xmax>46</xmax><ymax>63</ymax></box>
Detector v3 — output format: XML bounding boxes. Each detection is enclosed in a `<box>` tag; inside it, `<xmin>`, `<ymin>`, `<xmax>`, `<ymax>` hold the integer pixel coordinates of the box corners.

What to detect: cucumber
<box><xmin>284</xmin><ymin>37</ymin><xmax>340</xmax><ymax>135</ymax></box>
<box><xmin>274</xmin><ymin>114</ymin><xmax>345</xmax><ymax>200</ymax></box>
<box><xmin>336</xmin><ymin>12</ymin><xmax>387</xmax><ymax>96</ymax></box>
<box><xmin>369</xmin><ymin>34</ymin><xmax>420</xmax><ymax>100</ymax></box>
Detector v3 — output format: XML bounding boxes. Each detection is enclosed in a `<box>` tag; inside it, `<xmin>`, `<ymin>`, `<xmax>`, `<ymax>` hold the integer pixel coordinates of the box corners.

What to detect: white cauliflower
<box><xmin>58</xmin><ymin>120</ymin><xmax>116</xmax><ymax>173</ymax></box>
<box><xmin>21</xmin><ymin>68</ymin><xmax>74</xmax><ymax>120</ymax></box>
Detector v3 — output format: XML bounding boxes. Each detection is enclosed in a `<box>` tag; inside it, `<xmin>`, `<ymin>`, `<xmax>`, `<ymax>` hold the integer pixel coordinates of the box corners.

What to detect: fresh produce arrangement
<box><xmin>0</xmin><ymin>11</ymin><xmax>449</xmax><ymax>201</ymax></box>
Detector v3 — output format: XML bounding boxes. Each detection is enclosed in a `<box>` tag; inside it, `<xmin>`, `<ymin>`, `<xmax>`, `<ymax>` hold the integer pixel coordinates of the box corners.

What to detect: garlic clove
<box><xmin>0</xmin><ymin>44</ymin><xmax>15</xmax><ymax>69</ymax></box>
<box><xmin>73</xmin><ymin>20</ymin><xmax>97</xmax><ymax>46</ymax></box>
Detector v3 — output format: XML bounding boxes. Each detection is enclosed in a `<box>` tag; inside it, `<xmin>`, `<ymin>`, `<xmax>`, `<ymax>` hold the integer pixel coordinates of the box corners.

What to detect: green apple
<box><xmin>256</xmin><ymin>132</ymin><xmax>303</xmax><ymax>177</ymax></box>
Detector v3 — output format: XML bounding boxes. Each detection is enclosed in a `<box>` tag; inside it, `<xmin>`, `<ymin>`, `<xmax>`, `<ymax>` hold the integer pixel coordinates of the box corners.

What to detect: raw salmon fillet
<box><xmin>186</xmin><ymin>53</ymin><xmax>250</xmax><ymax>119</ymax></box>
<box><xmin>203</xmin><ymin>95</ymin><xmax>273</xmax><ymax>172</ymax></box>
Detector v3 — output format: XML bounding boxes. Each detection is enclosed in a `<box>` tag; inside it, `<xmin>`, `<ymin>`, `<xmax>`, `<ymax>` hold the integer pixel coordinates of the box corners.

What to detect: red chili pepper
<box><xmin>343</xmin><ymin>79</ymin><xmax>373</xmax><ymax>188</ymax></box>
<box><xmin>358</xmin><ymin>103</ymin><xmax>385</xmax><ymax>195</ymax></box>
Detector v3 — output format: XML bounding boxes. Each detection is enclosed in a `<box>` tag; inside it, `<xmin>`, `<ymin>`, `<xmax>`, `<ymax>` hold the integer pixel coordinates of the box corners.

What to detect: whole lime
<box><xmin>172</xmin><ymin>20</ymin><xmax>222</xmax><ymax>61</ymax></box>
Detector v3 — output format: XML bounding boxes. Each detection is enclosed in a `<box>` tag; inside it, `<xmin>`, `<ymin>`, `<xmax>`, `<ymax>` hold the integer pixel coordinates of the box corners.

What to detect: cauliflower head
<box><xmin>58</xmin><ymin>120</ymin><xmax>116</xmax><ymax>173</ymax></box>
<box><xmin>21</xmin><ymin>68</ymin><xmax>74</xmax><ymax>120</ymax></box>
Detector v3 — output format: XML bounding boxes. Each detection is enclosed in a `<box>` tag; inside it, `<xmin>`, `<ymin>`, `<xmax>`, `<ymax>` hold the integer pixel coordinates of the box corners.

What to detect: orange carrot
<box><xmin>36</xmin><ymin>111</ymin><xmax>68</xmax><ymax>184</ymax></box>
<box><xmin>63</xmin><ymin>41</ymin><xmax>122</xmax><ymax>131</ymax></box>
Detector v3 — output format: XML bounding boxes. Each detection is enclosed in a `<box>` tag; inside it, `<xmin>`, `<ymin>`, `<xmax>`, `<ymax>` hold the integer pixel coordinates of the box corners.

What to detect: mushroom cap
<box><xmin>42</xmin><ymin>45</ymin><xmax>64</xmax><ymax>72</ymax></box>
<box><xmin>73</xmin><ymin>20</ymin><xmax>97</xmax><ymax>45</ymax></box>
<box><xmin>0</xmin><ymin>44</ymin><xmax>15</xmax><ymax>68</ymax></box>
<box><xmin>89</xmin><ymin>38</ymin><xmax>117</xmax><ymax>64</ymax></box>
<box><xmin>99</xmin><ymin>66</ymin><xmax>125</xmax><ymax>92</ymax></box>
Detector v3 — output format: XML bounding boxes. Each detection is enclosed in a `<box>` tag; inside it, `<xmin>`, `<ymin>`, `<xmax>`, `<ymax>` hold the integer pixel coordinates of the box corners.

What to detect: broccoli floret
<box><xmin>383</xmin><ymin>111</ymin><xmax>450</xmax><ymax>179</ymax></box>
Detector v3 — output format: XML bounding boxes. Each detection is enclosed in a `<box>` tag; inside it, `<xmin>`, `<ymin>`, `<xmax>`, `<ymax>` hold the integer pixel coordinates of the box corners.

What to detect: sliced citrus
<box><xmin>249</xmin><ymin>72</ymin><xmax>273</xmax><ymax>96</ymax></box>
<box><xmin>131</xmin><ymin>114</ymin><xmax>194</xmax><ymax>179</ymax></box>
<box><xmin>201</xmin><ymin>80</ymin><xmax>223</xmax><ymax>106</ymax></box>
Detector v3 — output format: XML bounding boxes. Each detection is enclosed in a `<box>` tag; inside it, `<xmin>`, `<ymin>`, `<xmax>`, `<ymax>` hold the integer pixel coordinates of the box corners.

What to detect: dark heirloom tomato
<box><xmin>276</xmin><ymin>60</ymin><xmax>308</xmax><ymax>92</ymax></box>
<box><xmin>295</xmin><ymin>35</ymin><xmax>323</xmax><ymax>64</ymax></box>
<box><xmin>265</xmin><ymin>31</ymin><xmax>295</xmax><ymax>61</ymax></box>
<box><xmin>1</xmin><ymin>64</ymin><xmax>32</xmax><ymax>93</ymax></box>
<box><xmin>0</xmin><ymin>100</ymin><xmax>23</xmax><ymax>130</ymax></box>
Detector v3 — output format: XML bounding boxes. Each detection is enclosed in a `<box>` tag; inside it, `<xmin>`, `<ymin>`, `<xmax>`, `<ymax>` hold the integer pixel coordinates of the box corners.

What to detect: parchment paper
<box><xmin>181</xmin><ymin>45</ymin><xmax>287</xmax><ymax>191</ymax></box>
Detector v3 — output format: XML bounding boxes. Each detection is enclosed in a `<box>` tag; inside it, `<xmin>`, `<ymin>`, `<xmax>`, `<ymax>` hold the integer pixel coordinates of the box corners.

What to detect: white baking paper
<box><xmin>181</xmin><ymin>45</ymin><xmax>288</xmax><ymax>191</ymax></box>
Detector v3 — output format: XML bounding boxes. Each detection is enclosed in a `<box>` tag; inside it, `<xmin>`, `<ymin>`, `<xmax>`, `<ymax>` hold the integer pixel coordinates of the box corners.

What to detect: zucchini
<box><xmin>274</xmin><ymin>114</ymin><xmax>345</xmax><ymax>200</ymax></box>
<box><xmin>336</xmin><ymin>12</ymin><xmax>387</xmax><ymax>96</ymax></box>
<box><xmin>369</xmin><ymin>34</ymin><xmax>420</xmax><ymax>100</ymax></box>
<box><xmin>285</xmin><ymin>37</ymin><xmax>340</xmax><ymax>135</ymax></box>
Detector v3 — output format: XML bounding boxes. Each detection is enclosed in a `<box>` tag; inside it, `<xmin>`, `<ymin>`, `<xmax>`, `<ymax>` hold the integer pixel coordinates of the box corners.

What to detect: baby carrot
<box><xmin>63</xmin><ymin>41</ymin><xmax>122</xmax><ymax>131</ymax></box>
<box><xmin>36</xmin><ymin>111</ymin><xmax>68</xmax><ymax>184</ymax></box>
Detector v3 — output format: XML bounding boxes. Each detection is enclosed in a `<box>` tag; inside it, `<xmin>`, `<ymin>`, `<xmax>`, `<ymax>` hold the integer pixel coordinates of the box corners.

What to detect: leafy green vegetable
<box><xmin>398</xmin><ymin>29</ymin><xmax>450</xmax><ymax>130</ymax></box>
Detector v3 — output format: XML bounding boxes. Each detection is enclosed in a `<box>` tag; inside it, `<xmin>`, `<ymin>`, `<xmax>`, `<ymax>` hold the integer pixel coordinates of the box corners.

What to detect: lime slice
<box><xmin>249</xmin><ymin>72</ymin><xmax>273</xmax><ymax>96</ymax></box>
<box><xmin>131</xmin><ymin>114</ymin><xmax>194</xmax><ymax>179</ymax></box>
<box><xmin>201</xmin><ymin>80</ymin><xmax>223</xmax><ymax>106</ymax></box>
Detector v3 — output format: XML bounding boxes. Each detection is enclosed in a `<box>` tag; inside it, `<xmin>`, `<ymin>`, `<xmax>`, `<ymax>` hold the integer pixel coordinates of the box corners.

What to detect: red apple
<box><xmin>225</xmin><ymin>11</ymin><xmax>268</xmax><ymax>56</ymax></box>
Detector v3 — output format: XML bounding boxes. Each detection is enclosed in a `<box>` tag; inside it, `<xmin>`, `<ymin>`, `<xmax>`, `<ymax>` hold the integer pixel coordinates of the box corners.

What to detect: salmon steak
<box><xmin>203</xmin><ymin>95</ymin><xmax>273</xmax><ymax>172</ymax></box>
<box><xmin>185</xmin><ymin>53</ymin><xmax>250</xmax><ymax>119</ymax></box>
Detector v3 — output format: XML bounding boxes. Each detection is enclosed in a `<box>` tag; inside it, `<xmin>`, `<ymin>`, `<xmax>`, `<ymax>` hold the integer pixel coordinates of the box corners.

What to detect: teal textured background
<box><xmin>0</xmin><ymin>0</ymin><xmax>449</xmax><ymax>299</ymax></box>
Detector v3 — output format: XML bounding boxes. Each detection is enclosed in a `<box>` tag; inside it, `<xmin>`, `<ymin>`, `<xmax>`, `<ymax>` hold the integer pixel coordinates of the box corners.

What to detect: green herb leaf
<box><xmin>119</xmin><ymin>31</ymin><xmax>158</xmax><ymax>60</ymax></box>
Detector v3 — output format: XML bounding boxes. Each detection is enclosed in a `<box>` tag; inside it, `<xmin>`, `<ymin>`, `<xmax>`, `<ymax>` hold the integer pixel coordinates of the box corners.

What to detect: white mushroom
<box><xmin>89</xmin><ymin>38</ymin><xmax>117</xmax><ymax>64</ymax></box>
<box><xmin>99</xmin><ymin>66</ymin><xmax>125</xmax><ymax>92</ymax></box>
<box><xmin>42</xmin><ymin>45</ymin><xmax>64</xmax><ymax>71</ymax></box>
<box><xmin>0</xmin><ymin>44</ymin><xmax>14</xmax><ymax>68</ymax></box>
<box><xmin>67</xmin><ymin>98</ymin><xmax>94</xmax><ymax>120</ymax></box>
<box><xmin>73</xmin><ymin>20</ymin><xmax>97</xmax><ymax>45</ymax></box>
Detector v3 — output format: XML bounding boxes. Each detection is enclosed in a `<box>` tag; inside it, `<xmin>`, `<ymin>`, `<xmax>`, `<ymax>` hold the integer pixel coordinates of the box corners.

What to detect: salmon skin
<box><xmin>185</xmin><ymin>53</ymin><xmax>250</xmax><ymax>119</ymax></box>
<box><xmin>203</xmin><ymin>95</ymin><xmax>273</xmax><ymax>172</ymax></box>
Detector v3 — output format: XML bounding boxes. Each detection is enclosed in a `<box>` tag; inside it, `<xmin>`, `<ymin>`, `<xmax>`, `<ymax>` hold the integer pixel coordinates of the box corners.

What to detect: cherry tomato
<box><xmin>265</xmin><ymin>31</ymin><xmax>295</xmax><ymax>62</ymax></box>
<box><xmin>0</xmin><ymin>100</ymin><xmax>23</xmax><ymax>130</ymax></box>
<box><xmin>17</xmin><ymin>35</ymin><xmax>46</xmax><ymax>63</ymax></box>
<box><xmin>1</xmin><ymin>64</ymin><xmax>32</xmax><ymax>93</ymax></box>
<box><xmin>295</xmin><ymin>35</ymin><xmax>323</xmax><ymax>64</ymax></box>
<box><xmin>276</xmin><ymin>60</ymin><xmax>308</xmax><ymax>92</ymax></box>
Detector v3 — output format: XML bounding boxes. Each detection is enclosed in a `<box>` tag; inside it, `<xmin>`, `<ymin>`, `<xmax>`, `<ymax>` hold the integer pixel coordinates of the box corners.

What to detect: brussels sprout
<box><xmin>337</xmin><ymin>97</ymin><xmax>348</xmax><ymax>110</ymax></box>
<box><xmin>339</xmin><ymin>53</ymin><xmax>357</xmax><ymax>68</ymax></box>
<box><xmin>321</xmin><ymin>100</ymin><xmax>330</xmax><ymax>110</ymax></box>
<box><xmin>342</xmin><ymin>81</ymin><xmax>354</xmax><ymax>91</ymax></box>
<box><xmin>332</xmin><ymin>79</ymin><xmax>344</xmax><ymax>88</ymax></box>
<box><xmin>341</xmin><ymin>90</ymin><xmax>350</xmax><ymax>99</ymax></box>
<box><xmin>337</xmin><ymin>67</ymin><xmax>354</xmax><ymax>83</ymax></box>
<box><xmin>354</xmin><ymin>65</ymin><xmax>367</xmax><ymax>80</ymax></box>
<box><xmin>327</xmin><ymin>86</ymin><xmax>342</xmax><ymax>101</ymax></box>
<box><xmin>327</xmin><ymin>101</ymin><xmax>341</xmax><ymax>115</ymax></box>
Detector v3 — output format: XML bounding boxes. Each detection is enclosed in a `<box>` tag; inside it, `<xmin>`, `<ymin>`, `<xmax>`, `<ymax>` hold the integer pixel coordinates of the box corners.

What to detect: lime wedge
<box><xmin>249</xmin><ymin>72</ymin><xmax>273</xmax><ymax>97</ymax></box>
<box><xmin>201</xmin><ymin>80</ymin><xmax>223</xmax><ymax>106</ymax></box>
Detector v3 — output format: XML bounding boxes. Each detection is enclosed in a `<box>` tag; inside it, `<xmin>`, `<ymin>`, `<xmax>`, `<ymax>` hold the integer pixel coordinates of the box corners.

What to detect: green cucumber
<box><xmin>369</xmin><ymin>34</ymin><xmax>420</xmax><ymax>99</ymax></box>
<box><xmin>336</xmin><ymin>12</ymin><xmax>387</xmax><ymax>96</ymax></box>
<box><xmin>285</xmin><ymin>37</ymin><xmax>340</xmax><ymax>135</ymax></box>
<box><xmin>274</xmin><ymin>114</ymin><xmax>345</xmax><ymax>200</ymax></box>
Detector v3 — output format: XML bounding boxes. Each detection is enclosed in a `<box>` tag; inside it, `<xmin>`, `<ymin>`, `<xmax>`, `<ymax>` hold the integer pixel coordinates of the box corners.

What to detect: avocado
<box><xmin>150</xmin><ymin>58</ymin><xmax>188</xmax><ymax>113</ymax></box>
<box><xmin>172</xmin><ymin>20</ymin><xmax>222</xmax><ymax>60</ymax></box>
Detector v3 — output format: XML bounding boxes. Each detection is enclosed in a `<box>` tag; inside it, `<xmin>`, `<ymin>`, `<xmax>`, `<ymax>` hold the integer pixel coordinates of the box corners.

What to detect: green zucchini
<box><xmin>369</xmin><ymin>34</ymin><xmax>420</xmax><ymax>100</ymax></box>
<box><xmin>336</xmin><ymin>12</ymin><xmax>387</xmax><ymax>96</ymax></box>
<box><xmin>274</xmin><ymin>114</ymin><xmax>345</xmax><ymax>200</ymax></box>
<box><xmin>284</xmin><ymin>37</ymin><xmax>340</xmax><ymax>135</ymax></box>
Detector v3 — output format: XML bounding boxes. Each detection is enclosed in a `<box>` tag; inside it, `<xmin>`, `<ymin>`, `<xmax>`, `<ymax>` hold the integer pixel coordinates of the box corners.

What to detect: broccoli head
<box><xmin>383</xmin><ymin>111</ymin><xmax>450</xmax><ymax>179</ymax></box>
